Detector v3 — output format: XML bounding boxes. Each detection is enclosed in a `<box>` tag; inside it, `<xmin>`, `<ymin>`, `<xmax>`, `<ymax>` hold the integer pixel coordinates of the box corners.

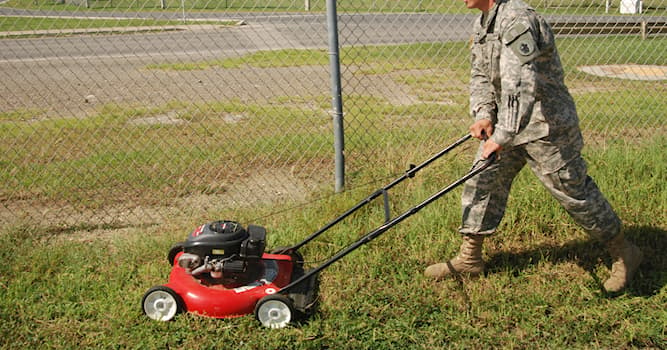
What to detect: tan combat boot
<box><xmin>603</xmin><ymin>233</ymin><xmax>643</xmax><ymax>293</ymax></box>
<box><xmin>424</xmin><ymin>234</ymin><xmax>485</xmax><ymax>279</ymax></box>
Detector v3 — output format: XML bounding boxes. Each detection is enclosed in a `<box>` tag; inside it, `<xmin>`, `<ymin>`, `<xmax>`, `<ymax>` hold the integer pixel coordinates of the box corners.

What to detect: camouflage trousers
<box><xmin>459</xmin><ymin>131</ymin><xmax>621</xmax><ymax>242</ymax></box>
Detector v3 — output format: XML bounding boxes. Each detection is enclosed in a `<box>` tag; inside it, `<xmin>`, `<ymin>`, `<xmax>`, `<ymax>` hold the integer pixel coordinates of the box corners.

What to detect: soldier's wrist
<box><xmin>490</xmin><ymin>129</ymin><xmax>514</xmax><ymax>147</ymax></box>
<box><xmin>475</xmin><ymin>113</ymin><xmax>496</xmax><ymax>124</ymax></box>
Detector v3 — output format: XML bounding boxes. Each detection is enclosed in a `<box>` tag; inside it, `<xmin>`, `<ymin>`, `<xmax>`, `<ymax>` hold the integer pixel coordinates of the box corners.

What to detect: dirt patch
<box><xmin>128</xmin><ymin>112</ymin><xmax>187</xmax><ymax>126</ymax></box>
<box><xmin>0</xmin><ymin>167</ymin><xmax>322</xmax><ymax>232</ymax></box>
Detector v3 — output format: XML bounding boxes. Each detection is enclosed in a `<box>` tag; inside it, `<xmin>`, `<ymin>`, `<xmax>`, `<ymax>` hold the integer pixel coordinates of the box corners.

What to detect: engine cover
<box><xmin>183</xmin><ymin>220</ymin><xmax>250</xmax><ymax>259</ymax></box>
<box><xmin>180</xmin><ymin>220</ymin><xmax>267</xmax><ymax>285</ymax></box>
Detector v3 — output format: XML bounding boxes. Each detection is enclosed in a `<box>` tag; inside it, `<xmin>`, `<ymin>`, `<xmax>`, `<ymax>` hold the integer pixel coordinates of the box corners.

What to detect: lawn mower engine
<box><xmin>177</xmin><ymin>220</ymin><xmax>266</xmax><ymax>286</ymax></box>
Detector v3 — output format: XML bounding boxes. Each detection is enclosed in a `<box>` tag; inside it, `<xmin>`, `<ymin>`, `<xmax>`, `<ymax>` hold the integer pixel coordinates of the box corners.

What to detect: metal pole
<box><xmin>641</xmin><ymin>21</ymin><xmax>647</xmax><ymax>40</ymax></box>
<box><xmin>326</xmin><ymin>0</ymin><xmax>345</xmax><ymax>192</ymax></box>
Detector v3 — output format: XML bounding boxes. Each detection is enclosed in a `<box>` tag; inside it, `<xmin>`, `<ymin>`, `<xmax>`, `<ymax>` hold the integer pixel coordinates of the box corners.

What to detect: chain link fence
<box><xmin>1</xmin><ymin>0</ymin><xmax>666</xmax><ymax>228</ymax></box>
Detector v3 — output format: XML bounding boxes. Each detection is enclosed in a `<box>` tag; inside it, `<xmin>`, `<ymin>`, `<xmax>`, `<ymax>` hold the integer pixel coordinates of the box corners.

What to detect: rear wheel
<box><xmin>254</xmin><ymin>294</ymin><xmax>295</xmax><ymax>329</ymax></box>
<box><xmin>142</xmin><ymin>286</ymin><xmax>184</xmax><ymax>321</ymax></box>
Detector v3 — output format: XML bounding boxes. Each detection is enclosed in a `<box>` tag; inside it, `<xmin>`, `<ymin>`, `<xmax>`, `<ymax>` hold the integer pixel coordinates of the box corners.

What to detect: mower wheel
<box><xmin>254</xmin><ymin>294</ymin><xmax>295</xmax><ymax>329</ymax></box>
<box><xmin>142</xmin><ymin>286</ymin><xmax>184</xmax><ymax>321</ymax></box>
<box><xmin>167</xmin><ymin>242</ymin><xmax>184</xmax><ymax>265</ymax></box>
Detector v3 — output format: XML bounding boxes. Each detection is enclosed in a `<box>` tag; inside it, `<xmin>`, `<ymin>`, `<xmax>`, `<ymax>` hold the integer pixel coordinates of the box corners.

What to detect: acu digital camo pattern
<box><xmin>460</xmin><ymin>0</ymin><xmax>621</xmax><ymax>241</ymax></box>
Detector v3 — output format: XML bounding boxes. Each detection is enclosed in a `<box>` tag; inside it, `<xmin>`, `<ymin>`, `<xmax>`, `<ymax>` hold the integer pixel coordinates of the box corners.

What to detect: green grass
<box><xmin>2</xmin><ymin>36</ymin><xmax>665</xmax><ymax>206</ymax></box>
<box><xmin>3</xmin><ymin>0</ymin><xmax>666</xmax><ymax>13</ymax></box>
<box><xmin>558</xmin><ymin>36</ymin><xmax>667</xmax><ymax>69</ymax></box>
<box><xmin>0</xmin><ymin>31</ymin><xmax>665</xmax><ymax>348</ymax></box>
<box><xmin>0</xmin><ymin>99</ymin><xmax>333</xmax><ymax>204</ymax></box>
<box><xmin>147</xmin><ymin>36</ymin><xmax>666</xmax><ymax>74</ymax></box>
<box><xmin>0</xmin><ymin>136</ymin><xmax>664</xmax><ymax>349</ymax></box>
<box><xmin>146</xmin><ymin>48</ymin><xmax>332</xmax><ymax>70</ymax></box>
<box><xmin>0</xmin><ymin>16</ymin><xmax>235</xmax><ymax>33</ymax></box>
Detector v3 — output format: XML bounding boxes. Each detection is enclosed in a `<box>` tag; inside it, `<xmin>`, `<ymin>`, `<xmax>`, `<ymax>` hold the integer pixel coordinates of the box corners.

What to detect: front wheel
<box><xmin>142</xmin><ymin>286</ymin><xmax>184</xmax><ymax>321</ymax></box>
<box><xmin>254</xmin><ymin>294</ymin><xmax>295</xmax><ymax>329</ymax></box>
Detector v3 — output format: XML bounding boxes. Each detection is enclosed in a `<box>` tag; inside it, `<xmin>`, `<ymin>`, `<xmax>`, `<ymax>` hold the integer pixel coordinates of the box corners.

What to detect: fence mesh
<box><xmin>1</xmin><ymin>0</ymin><xmax>666</xmax><ymax>227</ymax></box>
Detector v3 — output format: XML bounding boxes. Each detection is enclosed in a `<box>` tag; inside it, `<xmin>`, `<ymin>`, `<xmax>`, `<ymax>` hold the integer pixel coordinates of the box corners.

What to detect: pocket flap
<box><xmin>503</xmin><ymin>20</ymin><xmax>529</xmax><ymax>45</ymax></box>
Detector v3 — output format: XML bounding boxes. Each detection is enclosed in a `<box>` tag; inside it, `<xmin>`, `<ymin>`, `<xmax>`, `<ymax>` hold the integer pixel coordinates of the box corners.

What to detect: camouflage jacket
<box><xmin>470</xmin><ymin>0</ymin><xmax>579</xmax><ymax>148</ymax></box>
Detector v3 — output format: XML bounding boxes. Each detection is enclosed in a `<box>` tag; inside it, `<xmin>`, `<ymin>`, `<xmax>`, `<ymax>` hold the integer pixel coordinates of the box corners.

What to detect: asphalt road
<box><xmin>0</xmin><ymin>8</ymin><xmax>664</xmax><ymax>119</ymax></box>
<box><xmin>1</xmin><ymin>8</ymin><xmax>665</xmax><ymax>63</ymax></box>
<box><xmin>0</xmin><ymin>10</ymin><xmax>475</xmax><ymax>63</ymax></box>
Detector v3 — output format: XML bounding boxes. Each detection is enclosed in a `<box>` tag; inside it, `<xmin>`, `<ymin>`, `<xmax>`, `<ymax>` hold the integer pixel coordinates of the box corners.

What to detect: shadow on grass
<box><xmin>485</xmin><ymin>225</ymin><xmax>666</xmax><ymax>297</ymax></box>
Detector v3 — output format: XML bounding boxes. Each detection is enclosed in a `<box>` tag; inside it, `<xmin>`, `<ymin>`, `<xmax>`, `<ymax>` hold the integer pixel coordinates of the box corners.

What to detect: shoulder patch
<box><xmin>514</xmin><ymin>35</ymin><xmax>536</xmax><ymax>56</ymax></box>
<box><xmin>503</xmin><ymin>21</ymin><xmax>539</xmax><ymax>64</ymax></box>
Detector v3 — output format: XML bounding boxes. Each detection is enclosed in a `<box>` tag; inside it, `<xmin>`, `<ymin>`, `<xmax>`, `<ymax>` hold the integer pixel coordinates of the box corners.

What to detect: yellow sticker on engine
<box><xmin>212</xmin><ymin>249</ymin><xmax>225</xmax><ymax>255</ymax></box>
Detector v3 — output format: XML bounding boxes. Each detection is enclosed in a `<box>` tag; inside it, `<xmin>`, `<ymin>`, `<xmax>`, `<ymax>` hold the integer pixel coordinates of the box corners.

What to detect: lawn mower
<box><xmin>141</xmin><ymin>134</ymin><xmax>495</xmax><ymax>328</ymax></box>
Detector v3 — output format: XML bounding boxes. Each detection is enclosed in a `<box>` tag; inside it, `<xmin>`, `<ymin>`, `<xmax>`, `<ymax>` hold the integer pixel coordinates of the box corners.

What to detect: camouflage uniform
<box><xmin>461</xmin><ymin>0</ymin><xmax>621</xmax><ymax>241</ymax></box>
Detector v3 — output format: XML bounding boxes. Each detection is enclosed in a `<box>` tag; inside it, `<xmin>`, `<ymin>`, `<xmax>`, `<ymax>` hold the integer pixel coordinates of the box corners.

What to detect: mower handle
<box><xmin>273</xmin><ymin>134</ymin><xmax>474</xmax><ymax>256</ymax></box>
<box><xmin>279</xmin><ymin>142</ymin><xmax>496</xmax><ymax>294</ymax></box>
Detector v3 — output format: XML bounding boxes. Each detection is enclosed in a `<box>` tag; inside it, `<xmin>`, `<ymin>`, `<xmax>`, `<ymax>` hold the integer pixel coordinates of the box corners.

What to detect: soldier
<box><xmin>424</xmin><ymin>0</ymin><xmax>643</xmax><ymax>292</ymax></box>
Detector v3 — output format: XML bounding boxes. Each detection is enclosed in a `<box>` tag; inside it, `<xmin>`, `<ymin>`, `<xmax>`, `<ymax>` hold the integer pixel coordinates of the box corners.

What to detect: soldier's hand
<box><xmin>482</xmin><ymin>139</ymin><xmax>502</xmax><ymax>159</ymax></box>
<box><xmin>469</xmin><ymin>119</ymin><xmax>494</xmax><ymax>140</ymax></box>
